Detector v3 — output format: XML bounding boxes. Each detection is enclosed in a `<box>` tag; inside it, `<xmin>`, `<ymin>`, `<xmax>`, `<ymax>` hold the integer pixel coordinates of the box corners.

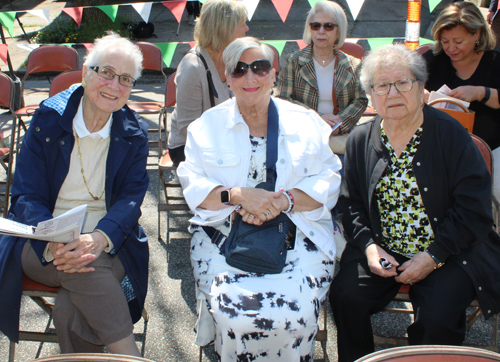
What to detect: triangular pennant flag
<box><xmin>16</xmin><ymin>43</ymin><xmax>40</xmax><ymax>52</ymax></box>
<box><xmin>26</xmin><ymin>9</ymin><xmax>51</xmax><ymax>23</ymax></box>
<box><xmin>0</xmin><ymin>44</ymin><xmax>8</xmax><ymax>65</ymax></box>
<box><xmin>62</xmin><ymin>43</ymin><xmax>73</xmax><ymax>47</ymax></box>
<box><xmin>188</xmin><ymin>41</ymin><xmax>196</xmax><ymax>49</ymax></box>
<box><xmin>428</xmin><ymin>0</ymin><xmax>442</xmax><ymax>13</ymax></box>
<box><xmin>419</xmin><ymin>37</ymin><xmax>435</xmax><ymax>45</ymax></box>
<box><xmin>296</xmin><ymin>39</ymin><xmax>307</xmax><ymax>50</ymax></box>
<box><xmin>271</xmin><ymin>0</ymin><xmax>293</xmax><ymax>22</ymax></box>
<box><xmin>81</xmin><ymin>43</ymin><xmax>94</xmax><ymax>52</ymax></box>
<box><xmin>366</xmin><ymin>38</ymin><xmax>395</xmax><ymax>50</ymax></box>
<box><xmin>96</xmin><ymin>5</ymin><xmax>119</xmax><ymax>22</ymax></box>
<box><xmin>199</xmin><ymin>0</ymin><xmax>208</xmax><ymax>4</ymax></box>
<box><xmin>261</xmin><ymin>40</ymin><xmax>286</xmax><ymax>56</ymax></box>
<box><xmin>345</xmin><ymin>0</ymin><xmax>365</xmax><ymax>20</ymax></box>
<box><xmin>131</xmin><ymin>2</ymin><xmax>153</xmax><ymax>23</ymax></box>
<box><xmin>162</xmin><ymin>1</ymin><xmax>187</xmax><ymax>23</ymax></box>
<box><xmin>344</xmin><ymin>38</ymin><xmax>360</xmax><ymax>44</ymax></box>
<box><xmin>240</xmin><ymin>0</ymin><xmax>259</xmax><ymax>21</ymax></box>
<box><xmin>0</xmin><ymin>12</ymin><xmax>16</xmax><ymax>38</ymax></box>
<box><xmin>307</xmin><ymin>0</ymin><xmax>323</xmax><ymax>8</ymax></box>
<box><xmin>156</xmin><ymin>42</ymin><xmax>178</xmax><ymax>67</ymax></box>
<box><xmin>62</xmin><ymin>7</ymin><xmax>84</xmax><ymax>28</ymax></box>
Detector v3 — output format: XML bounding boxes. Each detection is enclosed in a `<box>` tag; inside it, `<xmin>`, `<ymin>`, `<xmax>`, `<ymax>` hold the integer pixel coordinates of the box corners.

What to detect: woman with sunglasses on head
<box><xmin>0</xmin><ymin>32</ymin><xmax>149</xmax><ymax>355</ymax></box>
<box><xmin>276</xmin><ymin>0</ymin><xmax>367</xmax><ymax>168</ymax></box>
<box><xmin>177</xmin><ymin>37</ymin><xmax>341</xmax><ymax>361</ymax></box>
<box><xmin>330</xmin><ymin>44</ymin><xmax>500</xmax><ymax>362</ymax></box>
<box><xmin>167</xmin><ymin>0</ymin><xmax>248</xmax><ymax>166</ymax></box>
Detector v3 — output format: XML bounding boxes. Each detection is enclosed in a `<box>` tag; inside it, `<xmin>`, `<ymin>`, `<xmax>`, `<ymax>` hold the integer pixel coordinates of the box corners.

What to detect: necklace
<box><xmin>75</xmin><ymin>133</ymin><xmax>108</xmax><ymax>200</ymax></box>
<box><xmin>313</xmin><ymin>53</ymin><xmax>334</xmax><ymax>66</ymax></box>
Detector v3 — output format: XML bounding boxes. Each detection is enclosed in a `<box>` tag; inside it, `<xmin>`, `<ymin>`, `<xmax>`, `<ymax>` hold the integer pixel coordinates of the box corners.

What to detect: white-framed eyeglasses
<box><xmin>371</xmin><ymin>78</ymin><xmax>417</xmax><ymax>96</ymax></box>
<box><xmin>89</xmin><ymin>66</ymin><xmax>136</xmax><ymax>87</ymax></box>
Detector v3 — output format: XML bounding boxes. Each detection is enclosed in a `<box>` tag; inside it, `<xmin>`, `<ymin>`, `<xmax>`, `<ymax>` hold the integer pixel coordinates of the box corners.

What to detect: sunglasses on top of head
<box><xmin>230</xmin><ymin>59</ymin><xmax>272</xmax><ymax>79</ymax></box>
<box><xmin>309</xmin><ymin>22</ymin><xmax>337</xmax><ymax>31</ymax></box>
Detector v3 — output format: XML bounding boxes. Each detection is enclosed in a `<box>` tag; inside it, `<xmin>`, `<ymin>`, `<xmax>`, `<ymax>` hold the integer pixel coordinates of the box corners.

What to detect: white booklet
<box><xmin>429</xmin><ymin>84</ymin><xmax>470</xmax><ymax>111</ymax></box>
<box><xmin>0</xmin><ymin>204</ymin><xmax>87</xmax><ymax>243</ymax></box>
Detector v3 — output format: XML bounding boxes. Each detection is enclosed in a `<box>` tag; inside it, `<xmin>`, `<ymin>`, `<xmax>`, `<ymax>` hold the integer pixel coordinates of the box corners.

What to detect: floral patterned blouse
<box><xmin>376</xmin><ymin>124</ymin><xmax>434</xmax><ymax>257</ymax></box>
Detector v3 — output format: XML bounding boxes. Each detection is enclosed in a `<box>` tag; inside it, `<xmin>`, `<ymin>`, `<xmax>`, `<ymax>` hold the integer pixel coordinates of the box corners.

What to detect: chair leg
<box><xmin>9</xmin><ymin>340</ymin><xmax>15</xmax><ymax>362</ymax></box>
<box><xmin>199</xmin><ymin>346</ymin><xmax>203</xmax><ymax>362</ymax></box>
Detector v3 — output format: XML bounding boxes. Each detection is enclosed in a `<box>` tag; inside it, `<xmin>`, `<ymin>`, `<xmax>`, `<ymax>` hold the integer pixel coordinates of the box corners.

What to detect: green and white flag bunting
<box><xmin>96</xmin><ymin>5</ymin><xmax>119</xmax><ymax>22</ymax></box>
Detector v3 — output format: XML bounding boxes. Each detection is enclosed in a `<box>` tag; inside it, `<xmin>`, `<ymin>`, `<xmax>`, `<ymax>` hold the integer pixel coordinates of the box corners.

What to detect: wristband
<box><xmin>282</xmin><ymin>191</ymin><xmax>294</xmax><ymax>214</ymax></box>
<box><xmin>481</xmin><ymin>87</ymin><xmax>491</xmax><ymax>104</ymax></box>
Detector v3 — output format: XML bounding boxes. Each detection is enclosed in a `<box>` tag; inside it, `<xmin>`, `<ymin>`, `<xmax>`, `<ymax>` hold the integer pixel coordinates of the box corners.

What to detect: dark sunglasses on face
<box><xmin>230</xmin><ymin>59</ymin><xmax>272</xmax><ymax>79</ymax></box>
<box><xmin>309</xmin><ymin>22</ymin><xmax>337</xmax><ymax>31</ymax></box>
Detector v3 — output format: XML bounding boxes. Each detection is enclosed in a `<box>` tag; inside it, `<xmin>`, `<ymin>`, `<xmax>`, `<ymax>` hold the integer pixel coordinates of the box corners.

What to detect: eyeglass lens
<box><xmin>309</xmin><ymin>22</ymin><xmax>337</xmax><ymax>31</ymax></box>
<box><xmin>372</xmin><ymin>79</ymin><xmax>416</xmax><ymax>95</ymax></box>
<box><xmin>231</xmin><ymin>60</ymin><xmax>272</xmax><ymax>79</ymax></box>
<box><xmin>91</xmin><ymin>66</ymin><xmax>136</xmax><ymax>87</ymax></box>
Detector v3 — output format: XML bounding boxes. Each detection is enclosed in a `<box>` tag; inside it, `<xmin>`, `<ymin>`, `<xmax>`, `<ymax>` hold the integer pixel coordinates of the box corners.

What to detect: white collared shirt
<box><xmin>73</xmin><ymin>99</ymin><xmax>112</xmax><ymax>139</ymax></box>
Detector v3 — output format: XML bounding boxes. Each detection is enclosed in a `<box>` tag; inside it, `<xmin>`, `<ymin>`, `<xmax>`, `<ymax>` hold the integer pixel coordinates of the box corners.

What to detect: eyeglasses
<box><xmin>89</xmin><ymin>66</ymin><xmax>136</xmax><ymax>87</ymax></box>
<box><xmin>371</xmin><ymin>78</ymin><xmax>417</xmax><ymax>96</ymax></box>
<box><xmin>309</xmin><ymin>22</ymin><xmax>337</xmax><ymax>31</ymax></box>
<box><xmin>230</xmin><ymin>59</ymin><xmax>272</xmax><ymax>79</ymax></box>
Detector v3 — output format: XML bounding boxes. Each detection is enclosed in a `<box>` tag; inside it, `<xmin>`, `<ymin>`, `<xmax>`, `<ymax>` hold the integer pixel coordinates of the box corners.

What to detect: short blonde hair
<box><xmin>303</xmin><ymin>1</ymin><xmax>348</xmax><ymax>51</ymax></box>
<box><xmin>84</xmin><ymin>31</ymin><xmax>143</xmax><ymax>79</ymax></box>
<box><xmin>432</xmin><ymin>1</ymin><xmax>495</xmax><ymax>55</ymax></box>
<box><xmin>194</xmin><ymin>0</ymin><xmax>248</xmax><ymax>53</ymax></box>
<box><xmin>223</xmin><ymin>37</ymin><xmax>274</xmax><ymax>76</ymax></box>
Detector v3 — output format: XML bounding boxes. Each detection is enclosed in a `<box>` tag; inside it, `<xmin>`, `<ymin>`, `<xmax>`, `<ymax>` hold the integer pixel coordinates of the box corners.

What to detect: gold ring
<box><xmin>248</xmin><ymin>214</ymin><xmax>255</xmax><ymax>219</ymax></box>
<box><xmin>409</xmin><ymin>282</ymin><xmax>414</xmax><ymax>286</ymax></box>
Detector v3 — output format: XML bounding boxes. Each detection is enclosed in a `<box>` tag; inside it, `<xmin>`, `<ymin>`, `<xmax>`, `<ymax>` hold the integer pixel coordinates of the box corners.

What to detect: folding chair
<box><xmin>157</xmin><ymin>72</ymin><xmax>190</xmax><ymax>241</ymax></box>
<box><xmin>15</xmin><ymin>45</ymin><xmax>79</xmax><ymax>126</ymax></box>
<box><xmin>267</xmin><ymin>44</ymin><xmax>281</xmax><ymax>75</ymax></box>
<box><xmin>49</xmin><ymin>70</ymin><xmax>83</xmax><ymax>98</ymax></box>
<box><xmin>33</xmin><ymin>353</ymin><xmax>156</xmax><ymax>361</ymax></box>
<box><xmin>0</xmin><ymin>72</ymin><xmax>19</xmax><ymax>217</ymax></box>
<box><xmin>10</xmin><ymin>274</ymin><xmax>149</xmax><ymax>362</ymax></box>
<box><xmin>356</xmin><ymin>345</ymin><xmax>500</xmax><ymax>362</ymax></box>
<box><xmin>374</xmin><ymin>135</ymin><xmax>500</xmax><ymax>352</ymax></box>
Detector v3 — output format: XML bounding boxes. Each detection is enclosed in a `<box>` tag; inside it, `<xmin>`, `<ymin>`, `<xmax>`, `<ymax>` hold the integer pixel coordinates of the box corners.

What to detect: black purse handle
<box><xmin>265</xmin><ymin>99</ymin><xmax>279</xmax><ymax>186</ymax></box>
<box><xmin>190</xmin><ymin>50</ymin><xmax>218</xmax><ymax>108</ymax></box>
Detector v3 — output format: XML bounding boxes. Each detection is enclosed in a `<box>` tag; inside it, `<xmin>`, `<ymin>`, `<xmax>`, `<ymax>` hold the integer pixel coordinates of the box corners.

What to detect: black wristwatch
<box><xmin>220</xmin><ymin>188</ymin><xmax>232</xmax><ymax>205</ymax></box>
<box><xmin>426</xmin><ymin>250</ymin><xmax>445</xmax><ymax>269</ymax></box>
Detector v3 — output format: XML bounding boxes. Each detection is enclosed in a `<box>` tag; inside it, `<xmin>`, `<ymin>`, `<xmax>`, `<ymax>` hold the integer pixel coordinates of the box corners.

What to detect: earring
<box><xmin>476</xmin><ymin>40</ymin><xmax>479</xmax><ymax>46</ymax></box>
<box><xmin>81</xmin><ymin>79</ymin><xmax>87</xmax><ymax>88</ymax></box>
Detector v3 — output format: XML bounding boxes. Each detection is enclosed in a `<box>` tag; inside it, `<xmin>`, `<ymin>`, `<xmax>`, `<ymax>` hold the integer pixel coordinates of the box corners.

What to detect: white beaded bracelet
<box><xmin>282</xmin><ymin>191</ymin><xmax>294</xmax><ymax>214</ymax></box>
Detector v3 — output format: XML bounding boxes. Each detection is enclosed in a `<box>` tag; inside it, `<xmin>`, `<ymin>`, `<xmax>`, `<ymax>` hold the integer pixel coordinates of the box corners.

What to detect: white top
<box><xmin>314</xmin><ymin>58</ymin><xmax>335</xmax><ymax>116</ymax></box>
<box><xmin>177</xmin><ymin>97</ymin><xmax>342</xmax><ymax>260</ymax></box>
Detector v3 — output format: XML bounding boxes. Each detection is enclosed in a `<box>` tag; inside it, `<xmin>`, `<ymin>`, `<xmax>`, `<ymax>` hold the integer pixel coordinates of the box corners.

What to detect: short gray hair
<box><xmin>223</xmin><ymin>37</ymin><xmax>274</xmax><ymax>76</ymax></box>
<box><xmin>360</xmin><ymin>44</ymin><xmax>428</xmax><ymax>93</ymax></box>
<box><xmin>84</xmin><ymin>31</ymin><xmax>143</xmax><ymax>79</ymax></box>
<box><xmin>194</xmin><ymin>0</ymin><xmax>248</xmax><ymax>53</ymax></box>
<box><xmin>303</xmin><ymin>1</ymin><xmax>348</xmax><ymax>50</ymax></box>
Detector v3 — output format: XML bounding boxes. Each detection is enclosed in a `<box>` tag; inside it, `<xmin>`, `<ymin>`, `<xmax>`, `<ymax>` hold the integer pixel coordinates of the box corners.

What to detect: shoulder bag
<box><xmin>328</xmin><ymin>51</ymin><xmax>348</xmax><ymax>154</ymax></box>
<box><xmin>224</xmin><ymin>99</ymin><xmax>294</xmax><ymax>274</ymax></box>
<box><xmin>191</xmin><ymin>50</ymin><xmax>218</xmax><ymax>107</ymax></box>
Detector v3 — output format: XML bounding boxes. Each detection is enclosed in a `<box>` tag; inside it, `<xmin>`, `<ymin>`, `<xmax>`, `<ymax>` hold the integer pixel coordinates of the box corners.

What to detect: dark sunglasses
<box><xmin>309</xmin><ymin>22</ymin><xmax>337</xmax><ymax>31</ymax></box>
<box><xmin>230</xmin><ymin>59</ymin><xmax>272</xmax><ymax>79</ymax></box>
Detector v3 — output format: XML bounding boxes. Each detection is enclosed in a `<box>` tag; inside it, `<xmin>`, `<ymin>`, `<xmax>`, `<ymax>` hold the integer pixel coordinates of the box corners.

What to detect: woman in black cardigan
<box><xmin>330</xmin><ymin>44</ymin><xmax>500</xmax><ymax>362</ymax></box>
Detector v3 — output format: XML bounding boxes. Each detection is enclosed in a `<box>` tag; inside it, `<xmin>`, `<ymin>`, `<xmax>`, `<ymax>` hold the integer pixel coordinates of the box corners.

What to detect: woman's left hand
<box><xmin>447</xmin><ymin>86</ymin><xmax>484</xmax><ymax>103</ymax></box>
<box><xmin>234</xmin><ymin>187</ymin><xmax>285</xmax><ymax>225</ymax></box>
<box><xmin>395</xmin><ymin>251</ymin><xmax>436</xmax><ymax>285</ymax></box>
<box><xmin>51</xmin><ymin>232</ymin><xmax>108</xmax><ymax>273</ymax></box>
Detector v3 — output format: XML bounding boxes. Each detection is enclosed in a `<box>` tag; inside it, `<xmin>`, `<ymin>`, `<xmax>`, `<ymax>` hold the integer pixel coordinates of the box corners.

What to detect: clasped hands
<box><xmin>48</xmin><ymin>231</ymin><xmax>108</xmax><ymax>273</ymax></box>
<box><xmin>233</xmin><ymin>187</ymin><xmax>287</xmax><ymax>226</ymax></box>
<box><xmin>365</xmin><ymin>244</ymin><xmax>437</xmax><ymax>285</ymax></box>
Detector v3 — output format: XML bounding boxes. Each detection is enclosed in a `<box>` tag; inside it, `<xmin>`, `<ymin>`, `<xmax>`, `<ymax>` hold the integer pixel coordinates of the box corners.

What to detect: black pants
<box><xmin>329</xmin><ymin>245</ymin><xmax>475</xmax><ymax>362</ymax></box>
<box><xmin>168</xmin><ymin>145</ymin><xmax>185</xmax><ymax>166</ymax></box>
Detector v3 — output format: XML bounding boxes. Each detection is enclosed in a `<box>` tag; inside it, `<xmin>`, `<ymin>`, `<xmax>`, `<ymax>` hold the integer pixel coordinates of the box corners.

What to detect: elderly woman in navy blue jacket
<box><xmin>0</xmin><ymin>32</ymin><xmax>149</xmax><ymax>355</ymax></box>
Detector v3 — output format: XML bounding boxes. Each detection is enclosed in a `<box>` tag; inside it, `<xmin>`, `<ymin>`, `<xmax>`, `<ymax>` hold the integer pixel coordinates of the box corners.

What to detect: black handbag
<box><xmin>224</xmin><ymin>99</ymin><xmax>294</xmax><ymax>274</ymax></box>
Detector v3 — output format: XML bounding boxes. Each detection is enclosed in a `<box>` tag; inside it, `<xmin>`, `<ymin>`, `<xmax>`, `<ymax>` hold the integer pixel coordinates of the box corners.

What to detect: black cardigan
<box><xmin>340</xmin><ymin>105</ymin><xmax>500</xmax><ymax>319</ymax></box>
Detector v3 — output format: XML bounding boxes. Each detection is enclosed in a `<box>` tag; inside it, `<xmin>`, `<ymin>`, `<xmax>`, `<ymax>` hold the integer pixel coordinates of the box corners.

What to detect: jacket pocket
<box><xmin>203</xmin><ymin>152</ymin><xmax>241</xmax><ymax>168</ymax></box>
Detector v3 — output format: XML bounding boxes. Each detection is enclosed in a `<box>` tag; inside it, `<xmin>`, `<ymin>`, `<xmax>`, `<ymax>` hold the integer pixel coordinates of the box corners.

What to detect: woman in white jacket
<box><xmin>177</xmin><ymin>37</ymin><xmax>341</xmax><ymax>361</ymax></box>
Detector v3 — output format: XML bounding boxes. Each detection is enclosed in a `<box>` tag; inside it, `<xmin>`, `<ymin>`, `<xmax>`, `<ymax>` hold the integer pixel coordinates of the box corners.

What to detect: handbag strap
<box><xmin>331</xmin><ymin>50</ymin><xmax>340</xmax><ymax>115</ymax></box>
<box><xmin>266</xmin><ymin>99</ymin><xmax>279</xmax><ymax>185</ymax></box>
<box><xmin>190</xmin><ymin>50</ymin><xmax>218</xmax><ymax>107</ymax></box>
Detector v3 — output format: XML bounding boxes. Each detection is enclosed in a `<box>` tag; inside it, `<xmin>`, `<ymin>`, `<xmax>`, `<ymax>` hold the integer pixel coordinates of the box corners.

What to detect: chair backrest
<box><xmin>266</xmin><ymin>44</ymin><xmax>281</xmax><ymax>74</ymax></box>
<box><xmin>49</xmin><ymin>69</ymin><xmax>83</xmax><ymax>97</ymax></box>
<box><xmin>165</xmin><ymin>72</ymin><xmax>176</xmax><ymax>108</ymax></box>
<box><xmin>0</xmin><ymin>73</ymin><xmax>13</xmax><ymax>110</ymax></box>
<box><xmin>471</xmin><ymin>134</ymin><xmax>493</xmax><ymax>176</ymax></box>
<box><xmin>136</xmin><ymin>42</ymin><xmax>164</xmax><ymax>72</ymax></box>
<box><xmin>339</xmin><ymin>42</ymin><xmax>366</xmax><ymax>59</ymax></box>
<box><xmin>415</xmin><ymin>43</ymin><xmax>433</xmax><ymax>55</ymax></box>
<box><xmin>355</xmin><ymin>345</ymin><xmax>500</xmax><ymax>362</ymax></box>
<box><xmin>25</xmin><ymin>45</ymin><xmax>79</xmax><ymax>75</ymax></box>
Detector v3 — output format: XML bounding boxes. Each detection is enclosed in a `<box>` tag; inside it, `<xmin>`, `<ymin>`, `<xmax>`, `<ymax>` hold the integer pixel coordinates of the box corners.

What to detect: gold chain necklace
<box><xmin>75</xmin><ymin>133</ymin><xmax>108</xmax><ymax>200</ymax></box>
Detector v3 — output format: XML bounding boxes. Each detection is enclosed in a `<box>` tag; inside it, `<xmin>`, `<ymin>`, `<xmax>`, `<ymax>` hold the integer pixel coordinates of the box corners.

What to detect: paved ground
<box><xmin>1</xmin><ymin>0</ymin><xmax>499</xmax><ymax>361</ymax></box>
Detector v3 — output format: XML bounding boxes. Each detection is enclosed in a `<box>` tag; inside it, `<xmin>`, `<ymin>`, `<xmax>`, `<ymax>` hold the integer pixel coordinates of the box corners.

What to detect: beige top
<box><xmin>44</xmin><ymin>100</ymin><xmax>112</xmax><ymax>261</ymax></box>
